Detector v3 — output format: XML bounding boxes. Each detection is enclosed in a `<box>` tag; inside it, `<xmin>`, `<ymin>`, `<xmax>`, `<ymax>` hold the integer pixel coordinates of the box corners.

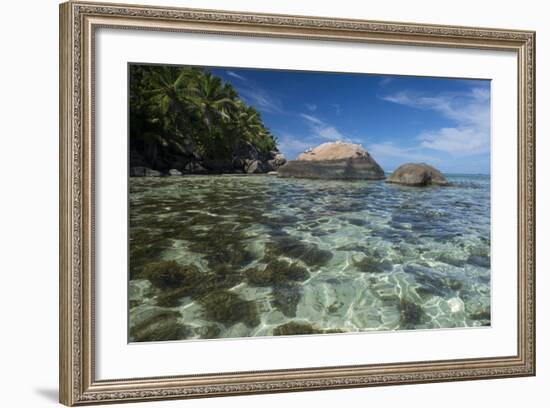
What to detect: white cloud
<box><xmin>419</xmin><ymin>127</ymin><xmax>488</xmax><ymax>154</ymax></box>
<box><xmin>305</xmin><ymin>103</ymin><xmax>317</xmax><ymax>111</ymax></box>
<box><xmin>238</xmin><ymin>88</ymin><xmax>285</xmax><ymax>114</ymax></box>
<box><xmin>379</xmin><ymin>77</ymin><xmax>393</xmax><ymax>86</ymax></box>
<box><xmin>380</xmin><ymin>87</ymin><xmax>490</xmax><ymax>155</ymax></box>
<box><xmin>276</xmin><ymin>134</ymin><xmax>315</xmax><ymax>159</ymax></box>
<box><xmin>300</xmin><ymin>113</ymin><xmax>345</xmax><ymax>141</ymax></box>
<box><xmin>226</xmin><ymin>71</ymin><xmax>246</xmax><ymax>81</ymax></box>
<box><xmin>318</xmin><ymin>126</ymin><xmax>343</xmax><ymax>140</ymax></box>
<box><xmin>368</xmin><ymin>142</ymin><xmax>439</xmax><ymax>163</ymax></box>
<box><xmin>300</xmin><ymin>113</ymin><xmax>324</xmax><ymax>126</ymax></box>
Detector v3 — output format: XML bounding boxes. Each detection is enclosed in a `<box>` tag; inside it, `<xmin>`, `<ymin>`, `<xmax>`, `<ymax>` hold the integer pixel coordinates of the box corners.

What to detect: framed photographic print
<box><xmin>59</xmin><ymin>1</ymin><xmax>536</xmax><ymax>405</ymax></box>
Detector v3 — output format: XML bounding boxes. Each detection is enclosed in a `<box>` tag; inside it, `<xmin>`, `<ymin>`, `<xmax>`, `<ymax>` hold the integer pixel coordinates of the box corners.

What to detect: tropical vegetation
<box><xmin>129</xmin><ymin>64</ymin><xmax>278</xmax><ymax>171</ymax></box>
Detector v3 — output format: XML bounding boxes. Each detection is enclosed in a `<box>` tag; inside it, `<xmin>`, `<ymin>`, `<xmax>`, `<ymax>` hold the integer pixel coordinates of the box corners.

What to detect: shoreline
<box><xmin>129</xmin><ymin>172</ymin><xmax>279</xmax><ymax>178</ymax></box>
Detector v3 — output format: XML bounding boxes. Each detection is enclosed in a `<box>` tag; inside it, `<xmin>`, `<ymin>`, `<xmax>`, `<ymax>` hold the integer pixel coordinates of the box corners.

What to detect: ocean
<box><xmin>129</xmin><ymin>174</ymin><xmax>491</xmax><ymax>341</ymax></box>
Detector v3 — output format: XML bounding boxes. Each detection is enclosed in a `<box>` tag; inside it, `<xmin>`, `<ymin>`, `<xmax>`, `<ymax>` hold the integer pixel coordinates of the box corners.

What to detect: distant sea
<box><xmin>129</xmin><ymin>174</ymin><xmax>491</xmax><ymax>342</ymax></box>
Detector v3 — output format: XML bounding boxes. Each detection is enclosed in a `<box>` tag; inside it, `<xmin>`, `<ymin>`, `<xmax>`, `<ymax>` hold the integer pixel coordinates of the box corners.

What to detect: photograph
<box><xmin>128</xmin><ymin>64</ymin><xmax>492</xmax><ymax>342</ymax></box>
<box><xmin>57</xmin><ymin>2</ymin><xmax>536</xmax><ymax>404</ymax></box>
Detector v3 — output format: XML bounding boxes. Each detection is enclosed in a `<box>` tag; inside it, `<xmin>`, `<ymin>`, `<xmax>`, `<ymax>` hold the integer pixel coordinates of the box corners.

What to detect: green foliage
<box><xmin>129</xmin><ymin>64</ymin><xmax>278</xmax><ymax>169</ymax></box>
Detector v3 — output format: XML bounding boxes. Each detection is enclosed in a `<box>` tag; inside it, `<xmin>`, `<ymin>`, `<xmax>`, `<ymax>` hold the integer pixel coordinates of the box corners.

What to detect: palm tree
<box><xmin>184</xmin><ymin>72</ymin><xmax>239</xmax><ymax>156</ymax></box>
<box><xmin>130</xmin><ymin>66</ymin><xmax>199</xmax><ymax>165</ymax></box>
<box><xmin>129</xmin><ymin>65</ymin><xmax>279</xmax><ymax>168</ymax></box>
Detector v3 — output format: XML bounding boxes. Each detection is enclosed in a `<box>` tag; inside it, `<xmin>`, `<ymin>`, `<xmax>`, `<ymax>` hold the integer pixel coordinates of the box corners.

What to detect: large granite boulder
<box><xmin>387</xmin><ymin>163</ymin><xmax>449</xmax><ymax>186</ymax></box>
<box><xmin>277</xmin><ymin>142</ymin><xmax>385</xmax><ymax>180</ymax></box>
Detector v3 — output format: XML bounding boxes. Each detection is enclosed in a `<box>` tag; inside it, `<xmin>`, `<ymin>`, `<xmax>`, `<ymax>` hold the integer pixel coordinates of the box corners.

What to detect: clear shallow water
<box><xmin>128</xmin><ymin>174</ymin><xmax>491</xmax><ymax>342</ymax></box>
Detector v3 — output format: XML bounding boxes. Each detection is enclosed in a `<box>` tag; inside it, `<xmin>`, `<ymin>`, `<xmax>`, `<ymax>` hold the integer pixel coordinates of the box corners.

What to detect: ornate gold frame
<box><xmin>59</xmin><ymin>1</ymin><xmax>536</xmax><ymax>405</ymax></box>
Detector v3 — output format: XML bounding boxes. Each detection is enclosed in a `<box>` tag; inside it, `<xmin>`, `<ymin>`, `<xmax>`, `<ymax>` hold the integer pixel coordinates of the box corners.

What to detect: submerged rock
<box><xmin>245</xmin><ymin>259</ymin><xmax>309</xmax><ymax>287</ymax></box>
<box><xmin>129</xmin><ymin>306</ymin><xmax>189</xmax><ymax>342</ymax></box>
<box><xmin>198</xmin><ymin>290</ymin><xmax>259</xmax><ymax>327</ymax></box>
<box><xmin>387</xmin><ymin>163</ymin><xmax>449</xmax><ymax>186</ymax></box>
<box><xmin>399</xmin><ymin>298</ymin><xmax>424</xmax><ymax>328</ymax></box>
<box><xmin>272</xmin><ymin>284</ymin><xmax>302</xmax><ymax>317</ymax></box>
<box><xmin>352</xmin><ymin>256</ymin><xmax>393</xmax><ymax>273</ymax></box>
<box><xmin>278</xmin><ymin>141</ymin><xmax>385</xmax><ymax>180</ymax></box>
<box><xmin>265</xmin><ymin>236</ymin><xmax>332</xmax><ymax>267</ymax></box>
<box><xmin>273</xmin><ymin>321</ymin><xmax>324</xmax><ymax>336</ymax></box>
<box><xmin>141</xmin><ymin>261</ymin><xmax>202</xmax><ymax>291</ymax></box>
<box><xmin>272</xmin><ymin>321</ymin><xmax>344</xmax><ymax>336</ymax></box>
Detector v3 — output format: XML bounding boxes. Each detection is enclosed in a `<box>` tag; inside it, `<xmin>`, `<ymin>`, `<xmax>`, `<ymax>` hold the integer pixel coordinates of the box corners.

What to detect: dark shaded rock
<box><xmin>387</xmin><ymin>163</ymin><xmax>449</xmax><ymax>186</ymax></box>
<box><xmin>130</xmin><ymin>166</ymin><xmax>162</xmax><ymax>177</ymax></box>
<box><xmin>231</xmin><ymin>156</ymin><xmax>245</xmax><ymax>171</ymax></box>
<box><xmin>264</xmin><ymin>160</ymin><xmax>276</xmax><ymax>172</ymax></box>
<box><xmin>235</xmin><ymin>141</ymin><xmax>260</xmax><ymax>161</ymax></box>
<box><xmin>184</xmin><ymin>162</ymin><xmax>208</xmax><ymax>174</ymax></box>
<box><xmin>278</xmin><ymin>142</ymin><xmax>385</xmax><ymax>180</ymax></box>
<box><xmin>203</xmin><ymin>159</ymin><xmax>233</xmax><ymax>172</ymax></box>
<box><xmin>129</xmin><ymin>149</ymin><xmax>146</xmax><ymax>167</ymax></box>
<box><xmin>245</xmin><ymin>160</ymin><xmax>267</xmax><ymax>174</ymax></box>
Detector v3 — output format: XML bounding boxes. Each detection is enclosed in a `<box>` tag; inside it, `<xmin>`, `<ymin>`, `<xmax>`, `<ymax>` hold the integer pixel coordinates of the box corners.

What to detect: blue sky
<box><xmin>210</xmin><ymin>67</ymin><xmax>491</xmax><ymax>174</ymax></box>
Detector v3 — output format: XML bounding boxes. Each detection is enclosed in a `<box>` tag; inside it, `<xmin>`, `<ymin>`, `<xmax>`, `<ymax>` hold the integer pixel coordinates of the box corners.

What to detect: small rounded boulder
<box><xmin>387</xmin><ymin>163</ymin><xmax>449</xmax><ymax>186</ymax></box>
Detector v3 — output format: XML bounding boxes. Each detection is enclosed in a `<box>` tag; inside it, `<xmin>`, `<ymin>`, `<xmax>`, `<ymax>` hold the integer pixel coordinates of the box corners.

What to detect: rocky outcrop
<box><xmin>277</xmin><ymin>142</ymin><xmax>385</xmax><ymax>180</ymax></box>
<box><xmin>130</xmin><ymin>141</ymin><xmax>286</xmax><ymax>176</ymax></box>
<box><xmin>386</xmin><ymin>163</ymin><xmax>449</xmax><ymax>186</ymax></box>
<box><xmin>245</xmin><ymin>160</ymin><xmax>268</xmax><ymax>174</ymax></box>
<box><xmin>184</xmin><ymin>162</ymin><xmax>208</xmax><ymax>174</ymax></box>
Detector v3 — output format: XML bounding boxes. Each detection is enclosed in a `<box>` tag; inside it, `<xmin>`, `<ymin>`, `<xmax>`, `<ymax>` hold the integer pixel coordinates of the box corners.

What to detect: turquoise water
<box><xmin>128</xmin><ymin>174</ymin><xmax>491</xmax><ymax>342</ymax></box>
